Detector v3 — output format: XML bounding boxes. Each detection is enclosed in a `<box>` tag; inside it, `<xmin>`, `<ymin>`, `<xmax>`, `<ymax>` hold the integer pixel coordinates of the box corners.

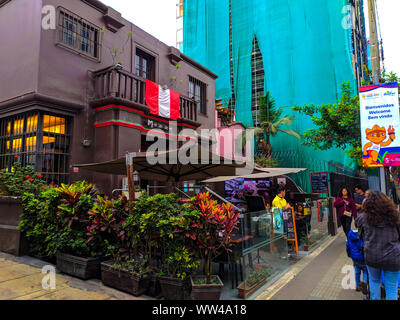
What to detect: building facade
<box><xmin>182</xmin><ymin>0</ymin><xmax>369</xmax><ymax>192</ymax></box>
<box><xmin>0</xmin><ymin>0</ymin><xmax>217</xmax><ymax>194</ymax></box>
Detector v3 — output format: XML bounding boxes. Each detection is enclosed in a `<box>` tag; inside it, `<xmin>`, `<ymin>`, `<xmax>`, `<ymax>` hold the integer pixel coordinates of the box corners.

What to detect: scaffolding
<box><xmin>183</xmin><ymin>0</ymin><xmax>367</xmax><ymax>192</ymax></box>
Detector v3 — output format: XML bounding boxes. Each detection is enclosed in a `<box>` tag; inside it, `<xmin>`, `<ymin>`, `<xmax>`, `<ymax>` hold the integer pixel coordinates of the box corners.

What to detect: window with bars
<box><xmin>0</xmin><ymin>112</ymin><xmax>71</xmax><ymax>185</ymax></box>
<box><xmin>189</xmin><ymin>76</ymin><xmax>207</xmax><ymax>115</ymax></box>
<box><xmin>251</xmin><ymin>37</ymin><xmax>265</xmax><ymax>127</ymax></box>
<box><xmin>58</xmin><ymin>8</ymin><xmax>100</xmax><ymax>60</ymax></box>
<box><xmin>135</xmin><ymin>49</ymin><xmax>155</xmax><ymax>81</ymax></box>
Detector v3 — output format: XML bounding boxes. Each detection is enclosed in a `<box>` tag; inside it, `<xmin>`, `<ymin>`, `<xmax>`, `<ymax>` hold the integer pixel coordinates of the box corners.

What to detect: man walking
<box><xmin>354</xmin><ymin>185</ymin><xmax>365</xmax><ymax>213</ymax></box>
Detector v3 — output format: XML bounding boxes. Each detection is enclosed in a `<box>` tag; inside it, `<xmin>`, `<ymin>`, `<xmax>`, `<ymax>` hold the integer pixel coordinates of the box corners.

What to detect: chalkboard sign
<box><xmin>310</xmin><ymin>172</ymin><xmax>330</xmax><ymax>194</ymax></box>
<box><xmin>283</xmin><ymin>206</ymin><xmax>299</xmax><ymax>255</ymax></box>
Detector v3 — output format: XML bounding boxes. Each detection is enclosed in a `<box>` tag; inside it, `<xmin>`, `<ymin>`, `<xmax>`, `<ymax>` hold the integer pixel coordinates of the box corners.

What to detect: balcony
<box><xmin>90</xmin><ymin>66</ymin><xmax>198</xmax><ymax>123</ymax></box>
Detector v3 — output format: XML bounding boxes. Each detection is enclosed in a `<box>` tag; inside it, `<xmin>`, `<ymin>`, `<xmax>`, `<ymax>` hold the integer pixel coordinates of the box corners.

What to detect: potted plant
<box><xmin>301</xmin><ymin>234</ymin><xmax>311</xmax><ymax>251</ymax></box>
<box><xmin>100</xmin><ymin>254</ymin><xmax>151</xmax><ymax>296</ymax></box>
<box><xmin>0</xmin><ymin>161</ymin><xmax>46</xmax><ymax>256</ymax></box>
<box><xmin>237</xmin><ymin>264</ymin><xmax>271</xmax><ymax>298</ymax></box>
<box><xmin>86</xmin><ymin>194</ymin><xmax>130</xmax><ymax>281</ymax></box>
<box><xmin>123</xmin><ymin>193</ymin><xmax>185</xmax><ymax>297</ymax></box>
<box><xmin>100</xmin><ymin>193</ymin><xmax>184</xmax><ymax>297</ymax></box>
<box><xmin>158</xmin><ymin>244</ymin><xmax>200</xmax><ymax>300</ymax></box>
<box><xmin>47</xmin><ymin>182</ymin><xmax>113</xmax><ymax>280</ymax></box>
<box><xmin>175</xmin><ymin>192</ymin><xmax>240</xmax><ymax>300</ymax></box>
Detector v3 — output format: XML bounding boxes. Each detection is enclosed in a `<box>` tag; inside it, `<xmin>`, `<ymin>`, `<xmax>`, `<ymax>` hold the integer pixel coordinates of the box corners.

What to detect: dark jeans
<box><xmin>339</xmin><ymin>215</ymin><xmax>352</xmax><ymax>237</ymax></box>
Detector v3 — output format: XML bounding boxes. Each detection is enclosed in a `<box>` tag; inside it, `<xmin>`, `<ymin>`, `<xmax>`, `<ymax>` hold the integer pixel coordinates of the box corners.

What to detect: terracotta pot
<box><xmin>303</xmin><ymin>244</ymin><xmax>309</xmax><ymax>251</ymax></box>
<box><xmin>56</xmin><ymin>252</ymin><xmax>101</xmax><ymax>280</ymax></box>
<box><xmin>101</xmin><ymin>261</ymin><xmax>149</xmax><ymax>296</ymax></box>
<box><xmin>237</xmin><ymin>277</ymin><xmax>267</xmax><ymax>298</ymax></box>
<box><xmin>190</xmin><ymin>275</ymin><xmax>224</xmax><ymax>300</ymax></box>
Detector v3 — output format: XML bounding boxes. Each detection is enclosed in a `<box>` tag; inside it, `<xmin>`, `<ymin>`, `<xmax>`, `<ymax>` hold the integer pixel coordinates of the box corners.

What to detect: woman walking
<box><xmin>334</xmin><ymin>187</ymin><xmax>357</xmax><ymax>237</ymax></box>
<box><xmin>356</xmin><ymin>190</ymin><xmax>400</xmax><ymax>300</ymax></box>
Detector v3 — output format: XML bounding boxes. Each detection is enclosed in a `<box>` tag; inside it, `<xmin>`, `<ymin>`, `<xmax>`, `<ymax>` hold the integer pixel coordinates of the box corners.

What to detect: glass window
<box><xmin>0</xmin><ymin>113</ymin><xmax>70</xmax><ymax>184</ymax></box>
<box><xmin>59</xmin><ymin>9</ymin><xmax>100</xmax><ymax>59</ymax></box>
<box><xmin>189</xmin><ymin>76</ymin><xmax>207</xmax><ymax>114</ymax></box>
<box><xmin>135</xmin><ymin>49</ymin><xmax>154</xmax><ymax>81</ymax></box>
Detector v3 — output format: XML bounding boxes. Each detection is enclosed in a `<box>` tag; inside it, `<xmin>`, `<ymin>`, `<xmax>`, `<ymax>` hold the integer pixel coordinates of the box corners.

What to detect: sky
<box><xmin>368</xmin><ymin>0</ymin><xmax>400</xmax><ymax>76</ymax></box>
<box><xmin>101</xmin><ymin>0</ymin><xmax>400</xmax><ymax>76</ymax></box>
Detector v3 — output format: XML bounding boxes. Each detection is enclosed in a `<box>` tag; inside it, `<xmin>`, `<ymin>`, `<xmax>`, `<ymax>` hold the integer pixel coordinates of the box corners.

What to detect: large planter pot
<box><xmin>0</xmin><ymin>196</ymin><xmax>29</xmax><ymax>256</ymax></box>
<box><xmin>159</xmin><ymin>276</ymin><xmax>191</xmax><ymax>300</ymax></box>
<box><xmin>237</xmin><ymin>277</ymin><xmax>267</xmax><ymax>299</ymax></box>
<box><xmin>101</xmin><ymin>261</ymin><xmax>149</xmax><ymax>296</ymax></box>
<box><xmin>146</xmin><ymin>274</ymin><xmax>162</xmax><ymax>298</ymax></box>
<box><xmin>190</xmin><ymin>275</ymin><xmax>224</xmax><ymax>300</ymax></box>
<box><xmin>56</xmin><ymin>252</ymin><xmax>101</xmax><ymax>280</ymax></box>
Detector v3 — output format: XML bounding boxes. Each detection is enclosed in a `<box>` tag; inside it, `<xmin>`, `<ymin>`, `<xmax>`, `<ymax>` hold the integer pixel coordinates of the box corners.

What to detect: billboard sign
<box><xmin>359</xmin><ymin>82</ymin><xmax>400</xmax><ymax>167</ymax></box>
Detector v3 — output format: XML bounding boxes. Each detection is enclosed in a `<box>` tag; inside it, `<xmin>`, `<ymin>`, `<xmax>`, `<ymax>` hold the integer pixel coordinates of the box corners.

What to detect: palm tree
<box><xmin>253</xmin><ymin>91</ymin><xmax>301</xmax><ymax>158</ymax></box>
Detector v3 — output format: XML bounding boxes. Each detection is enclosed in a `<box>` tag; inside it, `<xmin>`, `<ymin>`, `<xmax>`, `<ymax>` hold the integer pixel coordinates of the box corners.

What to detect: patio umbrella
<box><xmin>74</xmin><ymin>145</ymin><xmax>257</xmax><ymax>182</ymax></box>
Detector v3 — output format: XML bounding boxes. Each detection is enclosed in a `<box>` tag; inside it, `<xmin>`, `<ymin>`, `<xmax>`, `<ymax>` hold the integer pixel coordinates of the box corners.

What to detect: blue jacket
<box><xmin>346</xmin><ymin>230</ymin><xmax>364</xmax><ymax>262</ymax></box>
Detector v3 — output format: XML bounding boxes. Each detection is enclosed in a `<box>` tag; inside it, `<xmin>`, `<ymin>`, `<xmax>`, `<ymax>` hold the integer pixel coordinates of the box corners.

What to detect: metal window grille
<box><xmin>0</xmin><ymin>112</ymin><xmax>71</xmax><ymax>185</ymax></box>
<box><xmin>189</xmin><ymin>76</ymin><xmax>207</xmax><ymax>115</ymax></box>
<box><xmin>58</xmin><ymin>8</ymin><xmax>100</xmax><ymax>59</ymax></box>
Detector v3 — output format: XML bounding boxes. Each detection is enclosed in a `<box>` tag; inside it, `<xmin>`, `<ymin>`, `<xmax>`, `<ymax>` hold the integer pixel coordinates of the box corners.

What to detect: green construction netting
<box><xmin>183</xmin><ymin>0</ymin><xmax>358</xmax><ymax>193</ymax></box>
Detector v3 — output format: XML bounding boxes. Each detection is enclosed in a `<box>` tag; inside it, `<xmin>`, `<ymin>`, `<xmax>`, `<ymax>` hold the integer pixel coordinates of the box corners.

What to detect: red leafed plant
<box><xmin>176</xmin><ymin>192</ymin><xmax>240</xmax><ymax>284</ymax></box>
<box><xmin>86</xmin><ymin>195</ymin><xmax>130</xmax><ymax>261</ymax></box>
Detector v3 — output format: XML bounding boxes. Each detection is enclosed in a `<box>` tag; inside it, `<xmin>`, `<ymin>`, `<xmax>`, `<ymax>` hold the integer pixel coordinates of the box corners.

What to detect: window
<box><xmin>58</xmin><ymin>8</ymin><xmax>100</xmax><ymax>59</ymax></box>
<box><xmin>189</xmin><ymin>76</ymin><xmax>207</xmax><ymax>115</ymax></box>
<box><xmin>135</xmin><ymin>49</ymin><xmax>155</xmax><ymax>81</ymax></box>
<box><xmin>251</xmin><ymin>37</ymin><xmax>265</xmax><ymax>127</ymax></box>
<box><xmin>0</xmin><ymin>113</ymin><xmax>70</xmax><ymax>184</ymax></box>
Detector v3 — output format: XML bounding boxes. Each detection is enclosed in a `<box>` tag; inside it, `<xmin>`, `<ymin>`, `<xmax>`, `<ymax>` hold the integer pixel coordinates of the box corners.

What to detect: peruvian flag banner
<box><xmin>145</xmin><ymin>80</ymin><xmax>181</xmax><ymax>120</ymax></box>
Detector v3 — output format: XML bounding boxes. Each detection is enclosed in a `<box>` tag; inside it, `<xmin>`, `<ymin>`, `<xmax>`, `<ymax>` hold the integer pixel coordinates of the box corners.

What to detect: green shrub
<box><xmin>18</xmin><ymin>181</ymin><xmax>103</xmax><ymax>259</ymax></box>
<box><xmin>0</xmin><ymin>162</ymin><xmax>46</xmax><ymax>196</ymax></box>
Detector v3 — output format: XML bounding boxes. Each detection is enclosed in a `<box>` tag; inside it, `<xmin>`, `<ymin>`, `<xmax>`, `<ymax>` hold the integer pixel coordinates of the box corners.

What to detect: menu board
<box><xmin>310</xmin><ymin>172</ymin><xmax>329</xmax><ymax>194</ymax></box>
<box><xmin>284</xmin><ymin>208</ymin><xmax>296</xmax><ymax>240</ymax></box>
<box><xmin>283</xmin><ymin>206</ymin><xmax>299</xmax><ymax>255</ymax></box>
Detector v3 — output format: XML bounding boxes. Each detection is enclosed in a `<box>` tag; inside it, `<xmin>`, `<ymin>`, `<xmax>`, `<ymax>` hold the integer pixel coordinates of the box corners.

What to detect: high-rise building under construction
<box><xmin>182</xmin><ymin>0</ymin><xmax>369</xmax><ymax>192</ymax></box>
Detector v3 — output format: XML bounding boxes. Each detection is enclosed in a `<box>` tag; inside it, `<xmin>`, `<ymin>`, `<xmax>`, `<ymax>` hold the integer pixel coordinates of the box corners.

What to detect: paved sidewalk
<box><xmin>0</xmin><ymin>252</ymin><xmax>153</xmax><ymax>300</ymax></box>
<box><xmin>256</xmin><ymin>231</ymin><xmax>365</xmax><ymax>300</ymax></box>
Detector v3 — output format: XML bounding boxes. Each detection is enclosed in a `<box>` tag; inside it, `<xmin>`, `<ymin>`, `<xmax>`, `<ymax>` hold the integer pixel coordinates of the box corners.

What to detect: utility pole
<box><xmin>367</xmin><ymin>0</ymin><xmax>386</xmax><ymax>193</ymax></box>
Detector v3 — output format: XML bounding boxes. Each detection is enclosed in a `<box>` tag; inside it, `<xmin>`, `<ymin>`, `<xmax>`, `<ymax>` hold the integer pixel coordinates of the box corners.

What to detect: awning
<box><xmin>200</xmin><ymin>167</ymin><xmax>307</xmax><ymax>183</ymax></box>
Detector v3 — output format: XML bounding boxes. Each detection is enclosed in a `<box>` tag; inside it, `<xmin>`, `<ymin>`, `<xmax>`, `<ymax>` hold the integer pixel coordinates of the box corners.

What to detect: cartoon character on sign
<box><xmin>363</xmin><ymin>125</ymin><xmax>395</xmax><ymax>166</ymax></box>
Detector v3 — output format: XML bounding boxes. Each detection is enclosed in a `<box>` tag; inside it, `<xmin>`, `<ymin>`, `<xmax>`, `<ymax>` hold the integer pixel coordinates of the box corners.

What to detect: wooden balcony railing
<box><xmin>92</xmin><ymin>66</ymin><xmax>198</xmax><ymax>122</ymax></box>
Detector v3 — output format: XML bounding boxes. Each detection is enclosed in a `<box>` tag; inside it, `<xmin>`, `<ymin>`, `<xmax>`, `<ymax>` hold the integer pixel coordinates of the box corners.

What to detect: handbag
<box><xmin>343</xmin><ymin>210</ymin><xmax>352</xmax><ymax>217</ymax></box>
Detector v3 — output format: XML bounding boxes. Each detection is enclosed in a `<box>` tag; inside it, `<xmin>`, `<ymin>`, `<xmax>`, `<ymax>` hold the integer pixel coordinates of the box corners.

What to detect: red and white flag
<box><xmin>145</xmin><ymin>80</ymin><xmax>181</xmax><ymax>120</ymax></box>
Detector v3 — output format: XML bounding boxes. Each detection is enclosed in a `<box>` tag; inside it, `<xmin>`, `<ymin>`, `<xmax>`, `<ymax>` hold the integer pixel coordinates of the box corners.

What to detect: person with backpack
<box><xmin>346</xmin><ymin>229</ymin><xmax>368</xmax><ymax>294</ymax></box>
<box><xmin>356</xmin><ymin>190</ymin><xmax>400</xmax><ymax>300</ymax></box>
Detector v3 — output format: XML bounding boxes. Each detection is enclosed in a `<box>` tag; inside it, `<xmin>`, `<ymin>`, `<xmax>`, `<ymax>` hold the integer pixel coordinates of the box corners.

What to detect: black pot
<box><xmin>159</xmin><ymin>276</ymin><xmax>191</xmax><ymax>300</ymax></box>
<box><xmin>100</xmin><ymin>261</ymin><xmax>149</xmax><ymax>296</ymax></box>
<box><xmin>146</xmin><ymin>274</ymin><xmax>162</xmax><ymax>298</ymax></box>
<box><xmin>56</xmin><ymin>252</ymin><xmax>101</xmax><ymax>280</ymax></box>
<box><xmin>190</xmin><ymin>275</ymin><xmax>224</xmax><ymax>300</ymax></box>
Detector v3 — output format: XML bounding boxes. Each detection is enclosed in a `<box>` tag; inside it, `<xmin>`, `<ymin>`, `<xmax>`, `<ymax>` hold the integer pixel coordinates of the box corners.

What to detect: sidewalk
<box><xmin>0</xmin><ymin>252</ymin><xmax>153</xmax><ymax>300</ymax></box>
<box><xmin>0</xmin><ymin>231</ymin><xmax>364</xmax><ymax>300</ymax></box>
<box><xmin>256</xmin><ymin>231</ymin><xmax>364</xmax><ymax>300</ymax></box>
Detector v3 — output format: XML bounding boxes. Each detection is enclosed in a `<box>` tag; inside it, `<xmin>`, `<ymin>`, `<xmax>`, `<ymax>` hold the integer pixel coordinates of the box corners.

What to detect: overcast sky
<box><xmin>101</xmin><ymin>0</ymin><xmax>400</xmax><ymax>76</ymax></box>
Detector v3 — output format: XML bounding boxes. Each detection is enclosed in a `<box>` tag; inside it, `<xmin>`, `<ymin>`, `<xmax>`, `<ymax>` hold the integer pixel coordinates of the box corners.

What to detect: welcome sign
<box><xmin>359</xmin><ymin>82</ymin><xmax>400</xmax><ymax>167</ymax></box>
